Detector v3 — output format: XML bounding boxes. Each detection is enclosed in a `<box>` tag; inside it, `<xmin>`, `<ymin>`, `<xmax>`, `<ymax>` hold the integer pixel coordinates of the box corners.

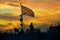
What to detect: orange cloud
<box><xmin>0</xmin><ymin>0</ymin><xmax>60</xmax><ymax>30</ymax></box>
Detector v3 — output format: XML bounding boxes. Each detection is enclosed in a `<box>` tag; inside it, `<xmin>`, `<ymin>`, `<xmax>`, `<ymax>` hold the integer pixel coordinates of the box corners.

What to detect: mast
<box><xmin>19</xmin><ymin>0</ymin><xmax>24</xmax><ymax>30</ymax></box>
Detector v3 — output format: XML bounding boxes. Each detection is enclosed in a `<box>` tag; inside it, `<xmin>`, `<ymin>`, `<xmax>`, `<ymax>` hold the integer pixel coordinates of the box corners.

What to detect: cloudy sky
<box><xmin>0</xmin><ymin>0</ymin><xmax>60</xmax><ymax>31</ymax></box>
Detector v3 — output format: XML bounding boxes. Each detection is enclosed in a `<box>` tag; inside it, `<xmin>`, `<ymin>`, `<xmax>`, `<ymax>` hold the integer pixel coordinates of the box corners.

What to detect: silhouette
<box><xmin>30</xmin><ymin>23</ymin><xmax>34</xmax><ymax>31</ymax></box>
<box><xmin>0</xmin><ymin>24</ymin><xmax>60</xmax><ymax>40</ymax></box>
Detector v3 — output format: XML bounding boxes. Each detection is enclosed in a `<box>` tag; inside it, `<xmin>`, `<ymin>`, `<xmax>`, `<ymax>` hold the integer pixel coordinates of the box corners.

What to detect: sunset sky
<box><xmin>0</xmin><ymin>0</ymin><xmax>60</xmax><ymax>31</ymax></box>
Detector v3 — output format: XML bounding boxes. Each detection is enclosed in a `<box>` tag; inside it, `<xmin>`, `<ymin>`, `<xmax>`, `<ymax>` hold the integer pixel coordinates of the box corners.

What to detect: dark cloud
<box><xmin>0</xmin><ymin>15</ymin><xmax>20</xmax><ymax>20</ymax></box>
<box><xmin>30</xmin><ymin>0</ymin><xmax>60</xmax><ymax>2</ymax></box>
<box><xmin>0</xmin><ymin>0</ymin><xmax>60</xmax><ymax>4</ymax></box>
<box><xmin>30</xmin><ymin>0</ymin><xmax>60</xmax><ymax>5</ymax></box>
<box><xmin>0</xmin><ymin>0</ymin><xmax>19</xmax><ymax>3</ymax></box>
<box><xmin>0</xmin><ymin>24</ymin><xmax>7</xmax><ymax>27</ymax></box>
<box><xmin>8</xmin><ymin>3</ymin><xmax>19</xmax><ymax>7</ymax></box>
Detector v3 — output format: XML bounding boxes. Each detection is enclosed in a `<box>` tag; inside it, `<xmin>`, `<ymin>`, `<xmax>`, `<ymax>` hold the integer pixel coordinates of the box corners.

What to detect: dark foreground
<box><xmin>0</xmin><ymin>25</ymin><xmax>60</xmax><ymax>40</ymax></box>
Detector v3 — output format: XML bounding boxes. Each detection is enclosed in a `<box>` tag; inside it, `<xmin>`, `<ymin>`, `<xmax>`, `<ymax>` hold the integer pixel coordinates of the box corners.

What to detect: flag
<box><xmin>20</xmin><ymin>5</ymin><xmax>34</xmax><ymax>29</ymax></box>
<box><xmin>21</xmin><ymin>5</ymin><xmax>34</xmax><ymax>17</ymax></box>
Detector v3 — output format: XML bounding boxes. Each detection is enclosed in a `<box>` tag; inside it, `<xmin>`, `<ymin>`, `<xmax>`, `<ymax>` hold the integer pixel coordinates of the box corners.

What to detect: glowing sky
<box><xmin>0</xmin><ymin>0</ymin><xmax>60</xmax><ymax>31</ymax></box>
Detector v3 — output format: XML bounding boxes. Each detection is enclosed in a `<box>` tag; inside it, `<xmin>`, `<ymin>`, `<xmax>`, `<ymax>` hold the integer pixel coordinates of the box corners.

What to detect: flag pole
<box><xmin>19</xmin><ymin>0</ymin><xmax>24</xmax><ymax>30</ymax></box>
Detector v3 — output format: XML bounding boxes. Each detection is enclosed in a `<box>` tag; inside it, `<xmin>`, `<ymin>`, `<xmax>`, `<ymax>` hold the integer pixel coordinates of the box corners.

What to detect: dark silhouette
<box><xmin>30</xmin><ymin>23</ymin><xmax>34</xmax><ymax>29</ymax></box>
<box><xmin>30</xmin><ymin>23</ymin><xmax>34</xmax><ymax>33</ymax></box>
<box><xmin>0</xmin><ymin>24</ymin><xmax>60</xmax><ymax>40</ymax></box>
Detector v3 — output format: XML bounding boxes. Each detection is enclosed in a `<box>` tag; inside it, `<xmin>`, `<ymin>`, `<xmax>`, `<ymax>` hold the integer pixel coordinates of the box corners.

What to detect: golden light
<box><xmin>0</xmin><ymin>0</ymin><xmax>60</xmax><ymax>30</ymax></box>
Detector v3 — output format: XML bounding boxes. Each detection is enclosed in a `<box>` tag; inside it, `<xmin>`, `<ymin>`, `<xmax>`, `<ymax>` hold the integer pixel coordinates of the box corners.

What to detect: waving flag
<box><xmin>20</xmin><ymin>5</ymin><xmax>34</xmax><ymax>29</ymax></box>
<box><xmin>21</xmin><ymin>5</ymin><xmax>34</xmax><ymax>17</ymax></box>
